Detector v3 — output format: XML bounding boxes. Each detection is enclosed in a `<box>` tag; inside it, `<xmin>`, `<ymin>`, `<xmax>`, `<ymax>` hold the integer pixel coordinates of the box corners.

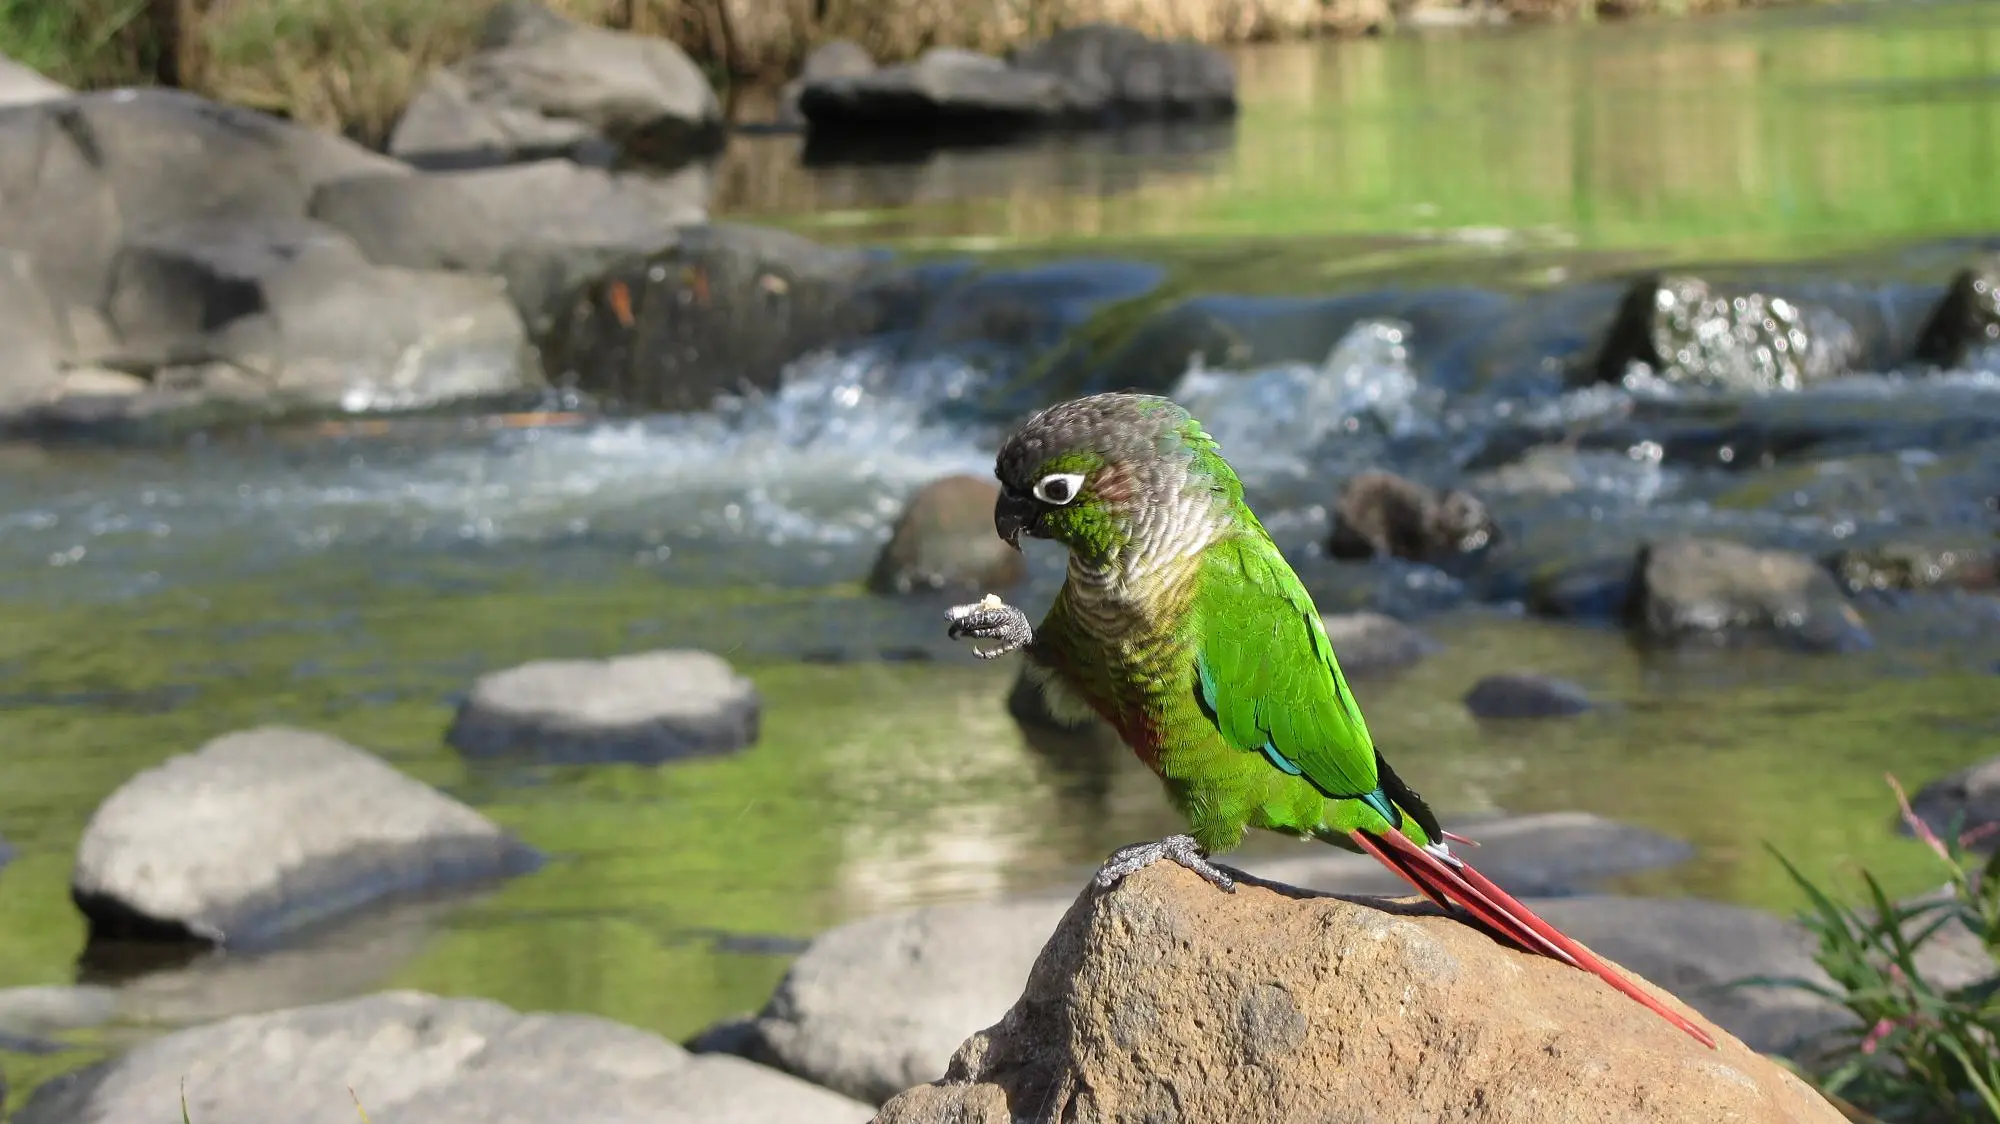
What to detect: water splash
<box><xmin>1171</xmin><ymin>319</ymin><xmax>1438</xmax><ymax>481</ymax></box>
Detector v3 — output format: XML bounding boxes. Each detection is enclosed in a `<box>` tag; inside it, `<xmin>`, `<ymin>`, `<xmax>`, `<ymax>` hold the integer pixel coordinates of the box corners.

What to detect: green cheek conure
<box><xmin>946</xmin><ymin>391</ymin><xmax>1715</xmax><ymax>1049</ymax></box>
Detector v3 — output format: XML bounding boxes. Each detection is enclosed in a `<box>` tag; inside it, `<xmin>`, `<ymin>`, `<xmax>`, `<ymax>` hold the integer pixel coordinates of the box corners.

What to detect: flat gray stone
<box><xmin>16</xmin><ymin>991</ymin><xmax>872</xmax><ymax>1124</ymax></box>
<box><xmin>694</xmin><ymin>896</ymin><xmax>1073</xmax><ymax>1105</ymax></box>
<box><xmin>72</xmin><ymin>727</ymin><xmax>540</xmax><ymax>947</ymax></box>
<box><xmin>447</xmin><ymin>650</ymin><xmax>760</xmax><ymax>765</ymax></box>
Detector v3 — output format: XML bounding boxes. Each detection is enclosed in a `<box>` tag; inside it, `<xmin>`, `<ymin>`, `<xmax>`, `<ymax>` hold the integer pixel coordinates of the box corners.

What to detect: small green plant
<box><xmin>1753</xmin><ymin>775</ymin><xmax>2000</xmax><ymax>1124</ymax></box>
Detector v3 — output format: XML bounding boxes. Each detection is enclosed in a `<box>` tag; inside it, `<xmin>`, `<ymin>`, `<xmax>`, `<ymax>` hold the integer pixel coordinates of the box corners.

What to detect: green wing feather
<box><xmin>1193</xmin><ymin>530</ymin><xmax>1381</xmax><ymax>804</ymax></box>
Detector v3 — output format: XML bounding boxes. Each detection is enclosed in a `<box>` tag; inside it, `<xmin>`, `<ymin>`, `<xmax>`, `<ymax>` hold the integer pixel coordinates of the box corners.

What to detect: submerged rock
<box><xmin>1626</xmin><ymin>537</ymin><xmax>1871</xmax><ymax>651</ymax></box>
<box><xmin>15</xmin><ymin>991</ymin><xmax>873</xmax><ymax>1124</ymax></box>
<box><xmin>448</xmin><ymin>650</ymin><xmax>760</xmax><ymax>766</ymax></box>
<box><xmin>1827</xmin><ymin>538</ymin><xmax>1998</xmax><ymax>595</ymax></box>
<box><xmin>1912</xmin><ymin>254</ymin><xmax>2000</xmax><ymax>369</ymax></box>
<box><xmin>873</xmin><ymin>865</ymin><xmax>1841</xmax><ymax>1124</ymax></box>
<box><xmin>541</xmin><ymin>223</ymin><xmax>881</xmax><ymax>411</ymax></box>
<box><xmin>1327</xmin><ymin>470</ymin><xmax>1500</xmax><ymax>564</ymax></box>
<box><xmin>1905</xmin><ymin>755</ymin><xmax>2000</xmax><ymax>852</ymax></box>
<box><xmin>1592</xmin><ymin>273</ymin><xmax>1855</xmax><ymax>391</ymax></box>
<box><xmin>72</xmin><ymin>727</ymin><xmax>539</xmax><ymax>948</ymax></box>
<box><xmin>1319</xmin><ymin>611</ymin><xmax>1436</xmax><ymax>675</ymax></box>
<box><xmin>388</xmin><ymin>0</ymin><xmax>723</xmax><ymax>170</ymax></box>
<box><xmin>1463</xmin><ymin>672</ymin><xmax>1596</xmax><ymax>718</ymax></box>
<box><xmin>867</xmin><ymin>475</ymin><xmax>1026</xmax><ymax>596</ymax></box>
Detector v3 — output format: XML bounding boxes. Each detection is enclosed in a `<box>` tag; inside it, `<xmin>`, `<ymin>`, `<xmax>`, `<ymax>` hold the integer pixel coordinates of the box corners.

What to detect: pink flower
<box><xmin>1861</xmin><ymin>1018</ymin><xmax>1896</xmax><ymax>1055</ymax></box>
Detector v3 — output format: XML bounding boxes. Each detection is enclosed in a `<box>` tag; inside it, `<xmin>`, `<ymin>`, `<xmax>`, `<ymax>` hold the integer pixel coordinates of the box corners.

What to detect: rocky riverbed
<box><xmin>4</xmin><ymin>0</ymin><xmax>2000</xmax><ymax>1119</ymax></box>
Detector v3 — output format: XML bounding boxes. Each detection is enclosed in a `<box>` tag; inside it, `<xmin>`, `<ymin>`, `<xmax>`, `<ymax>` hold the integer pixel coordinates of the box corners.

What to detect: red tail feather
<box><xmin>1351</xmin><ymin>828</ymin><xmax>1718</xmax><ymax>1050</ymax></box>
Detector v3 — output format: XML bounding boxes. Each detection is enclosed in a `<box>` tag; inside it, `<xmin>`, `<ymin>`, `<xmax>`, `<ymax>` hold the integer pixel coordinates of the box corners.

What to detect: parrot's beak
<box><xmin>994</xmin><ymin>490</ymin><xmax>1035</xmax><ymax>551</ymax></box>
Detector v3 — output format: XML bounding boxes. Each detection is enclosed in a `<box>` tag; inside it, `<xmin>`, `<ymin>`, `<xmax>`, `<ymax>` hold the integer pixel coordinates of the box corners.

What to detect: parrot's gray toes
<box><xmin>945</xmin><ymin>600</ymin><xmax>1033</xmax><ymax>659</ymax></box>
<box><xmin>1093</xmin><ymin>834</ymin><xmax>1236</xmax><ymax>893</ymax></box>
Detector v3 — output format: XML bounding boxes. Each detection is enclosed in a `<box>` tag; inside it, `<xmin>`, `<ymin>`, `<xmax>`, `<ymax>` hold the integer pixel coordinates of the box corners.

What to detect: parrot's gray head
<box><xmin>990</xmin><ymin>393</ymin><xmax>1228</xmax><ymax>559</ymax></box>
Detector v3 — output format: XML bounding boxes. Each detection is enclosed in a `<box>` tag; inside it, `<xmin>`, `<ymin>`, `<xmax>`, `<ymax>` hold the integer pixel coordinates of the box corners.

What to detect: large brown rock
<box><xmin>875</xmin><ymin>865</ymin><xmax>1844</xmax><ymax>1124</ymax></box>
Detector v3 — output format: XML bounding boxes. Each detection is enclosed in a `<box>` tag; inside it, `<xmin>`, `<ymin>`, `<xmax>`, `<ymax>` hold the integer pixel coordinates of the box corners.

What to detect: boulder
<box><xmin>15</xmin><ymin>991</ymin><xmax>874</xmax><ymax>1124</ymax></box>
<box><xmin>873</xmin><ymin>866</ymin><xmax>1843</xmax><ymax>1124</ymax></box>
<box><xmin>388</xmin><ymin>0</ymin><xmax>723</xmax><ymax>170</ymax></box>
<box><xmin>797</xmin><ymin>26</ymin><xmax>1235</xmax><ymax>144</ymax></box>
<box><xmin>1591</xmin><ymin>273</ymin><xmax>1856</xmax><ymax>391</ymax></box>
<box><xmin>1905</xmin><ymin>755</ymin><xmax>2000</xmax><ymax>851</ymax></box>
<box><xmin>446</xmin><ymin>650</ymin><xmax>761</xmax><ymax>766</ymax></box>
<box><xmin>97</xmin><ymin>215</ymin><xmax>532</xmax><ymax>415</ymax></box>
<box><xmin>0</xmin><ymin>249</ymin><xmax>64</xmax><ymax>412</ymax></box>
<box><xmin>71</xmin><ymin>726</ymin><xmax>540</xmax><ymax>948</ymax></box>
<box><xmin>1912</xmin><ymin>254</ymin><xmax>2000</xmax><ymax>369</ymax></box>
<box><xmin>1625</xmin><ymin>537</ymin><xmax>1871</xmax><ymax>651</ymax></box>
<box><xmin>540</xmin><ymin>223</ymin><xmax>881</xmax><ymax>411</ymax></box>
<box><xmin>866</xmin><ymin>475</ymin><xmax>1026</xmax><ymax>596</ymax></box>
<box><xmin>1008</xmin><ymin>24</ymin><xmax>1238</xmax><ymax>120</ymax></box>
<box><xmin>0</xmin><ymin>88</ymin><xmax>406</xmax><ymax>327</ymax></box>
<box><xmin>1318</xmin><ymin>611</ymin><xmax>1435</xmax><ymax>675</ymax></box>
<box><xmin>0</xmin><ymin>53</ymin><xmax>67</xmax><ymax>107</ymax></box>
<box><xmin>692</xmin><ymin>896</ymin><xmax>1073</xmax><ymax>1105</ymax></box>
<box><xmin>1463</xmin><ymin>672</ymin><xmax>1596</xmax><ymax>718</ymax></box>
<box><xmin>778</xmin><ymin>40</ymin><xmax>877</xmax><ymax>129</ymax></box>
<box><xmin>1326</xmin><ymin>469</ymin><xmax>1500</xmax><ymax>564</ymax></box>
<box><xmin>308</xmin><ymin>160</ymin><xmax>708</xmax><ymax>335</ymax></box>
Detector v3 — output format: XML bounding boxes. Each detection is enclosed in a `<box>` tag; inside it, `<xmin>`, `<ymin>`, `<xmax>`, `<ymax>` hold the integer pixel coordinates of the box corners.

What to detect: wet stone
<box><xmin>1326</xmin><ymin>470</ymin><xmax>1500</xmax><ymax>566</ymax></box>
<box><xmin>1912</xmin><ymin>254</ymin><xmax>2000</xmax><ymax>370</ymax></box>
<box><xmin>867</xmin><ymin>474</ymin><xmax>1027</xmax><ymax>596</ymax></box>
<box><xmin>1625</xmin><ymin>537</ymin><xmax>1871</xmax><ymax>651</ymax></box>
<box><xmin>447</xmin><ymin>650</ymin><xmax>760</xmax><ymax>766</ymax></box>
<box><xmin>1592</xmin><ymin>273</ymin><xmax>1855</xmax><ymax>391</ymax></box>
<box><xmin>1319</xmin><ymin>612</ymin><xmax>1436</xmax><ymax>675</ymax></box>
<box><xmin>1463</xmin><ymin>673</ymin><xmax>1596</xmax><ymax>719</ymax></box>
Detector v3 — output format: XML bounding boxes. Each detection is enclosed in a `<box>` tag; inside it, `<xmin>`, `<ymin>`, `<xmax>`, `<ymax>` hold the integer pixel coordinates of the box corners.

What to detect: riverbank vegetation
<box><xmin>1760</xmin><ymin>779</ymin><xmax>2000</xmax><ymax>1124</ymax></box>
<box><xmin>2</xmin><ymin>0</ymin><xmax>1797</xmax><ymax>142</ymax></box>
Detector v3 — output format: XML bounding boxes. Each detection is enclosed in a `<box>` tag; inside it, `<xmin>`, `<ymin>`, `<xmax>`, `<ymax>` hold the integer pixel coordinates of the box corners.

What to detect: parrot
<box><xmin>944</xmin><ymin>391</ymin><xmax>1715</xmax><ymax>1049</ymax></box>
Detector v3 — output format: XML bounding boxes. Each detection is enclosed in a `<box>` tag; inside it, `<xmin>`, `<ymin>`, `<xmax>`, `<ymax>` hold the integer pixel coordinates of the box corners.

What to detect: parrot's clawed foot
<box><xmin>1093</xmin><ymin>834</ymin><xmax>1237</xmax><ymax>893</ymax></box>
<box><xmin>945</xmin><ymin>595</ymin><xmax>1034</xmax><ymax>660</ymax></box>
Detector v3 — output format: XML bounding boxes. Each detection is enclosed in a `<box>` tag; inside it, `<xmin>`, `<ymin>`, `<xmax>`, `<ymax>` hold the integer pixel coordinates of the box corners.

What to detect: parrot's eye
<box><xmin>1033</xmin><ymin>472</ymin><xmax>1086</xmax><ymax>506</ymax></box>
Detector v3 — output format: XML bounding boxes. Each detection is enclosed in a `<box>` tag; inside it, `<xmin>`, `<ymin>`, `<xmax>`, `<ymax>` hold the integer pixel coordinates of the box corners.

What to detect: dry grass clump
<box><xmin>0</xmin><ymin>0</ymin><xmax>1794</xmax><ymax>145</ymax></box>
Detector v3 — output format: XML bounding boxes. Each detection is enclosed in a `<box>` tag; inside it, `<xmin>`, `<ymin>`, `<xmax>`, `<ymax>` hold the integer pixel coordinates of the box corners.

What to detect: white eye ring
<box><xmin>1033</xmin><ymin>472</ymin><xmax>1086</xmax><ymax>506</ymax></box>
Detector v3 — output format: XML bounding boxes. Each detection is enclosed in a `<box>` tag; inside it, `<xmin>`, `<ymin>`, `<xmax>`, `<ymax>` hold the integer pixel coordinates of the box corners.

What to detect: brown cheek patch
<box><xmin>1091</xmin><ymin>461</ymin><xmax>1137</xmax><ymax>506</ymax></box>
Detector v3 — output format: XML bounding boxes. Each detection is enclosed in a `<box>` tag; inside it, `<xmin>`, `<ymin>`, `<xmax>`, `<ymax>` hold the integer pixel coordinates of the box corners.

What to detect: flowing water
<box><xmin>5</xmin><ymin>0</ymin><xmax>2000</xmax><ymax>1102</ymax></box>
